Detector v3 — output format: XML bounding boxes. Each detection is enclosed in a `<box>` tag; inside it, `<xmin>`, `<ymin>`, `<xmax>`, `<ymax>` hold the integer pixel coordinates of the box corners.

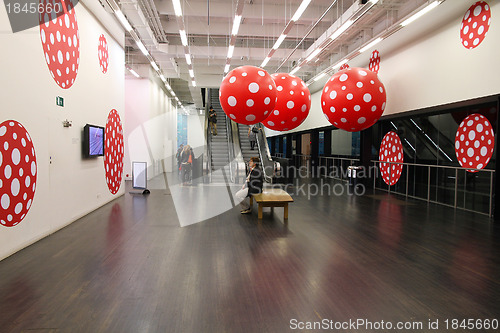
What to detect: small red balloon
<box><xmin>339</xmin><ymin>63</ymin><xmax>350</xmax><ymax>70</ymax></box>
<box><xmin>262</xmin><ymin>73</ymin><xmax>311</xmax><ymax>131</ymax></box>
<box><xmin>379</xmin><ymin>131</ymin><xmax>404</xmax><ymax>186</ymax></box>
<box><xmin>369</xmin><ymin>50</ymin><xmax>380</xmax><ymax>73</ymax></box>
<box><xmin>219</xmin><ymin>66</ymin><xmax>277</xmax><ymax>125</ymax></box>
<box><xmin>455</xmin><ymin>114</ymin><xmax>494</xmax><ymax>173</ymax></box>
<box><xmin>321</xmin><ymin>67</ymin><xmax>386</xmax><ymax>132</ymax></box>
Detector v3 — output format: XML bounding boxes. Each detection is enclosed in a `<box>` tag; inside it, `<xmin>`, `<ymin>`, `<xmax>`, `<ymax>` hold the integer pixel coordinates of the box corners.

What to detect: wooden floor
<box><xmin>1</xmin><ymin>176</ymin><xmax>499</xmax><ymax>332</ymax></box>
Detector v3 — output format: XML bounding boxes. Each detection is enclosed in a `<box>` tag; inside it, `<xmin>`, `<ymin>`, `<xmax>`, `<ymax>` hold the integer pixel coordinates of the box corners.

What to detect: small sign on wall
<box><xmin>56</xmin><ymin>96</ymin><xmax>64</xmax><ymax>107</ymax></box>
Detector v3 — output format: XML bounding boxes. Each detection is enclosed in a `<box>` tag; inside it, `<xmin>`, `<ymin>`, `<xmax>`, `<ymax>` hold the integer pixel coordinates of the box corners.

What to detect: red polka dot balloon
<box><xmin>219</xmin><ymin>66</ymin><xmax>277</xmax><ymax>125</ymax></box>
<box><xmin>321</xmin><ymin>67</ymin><xmax>387</xmax><ymax>132</ymax></box>
<box><xmin>455</xmin><ymin>114</ymin><xmax>494</xmax><ymax>173</ymax></box>
<box><xmin>263</xmin><ymin>73</ymin><xmax>311</xmax><ymax>131</ymax></box>
<box><xmin>369</xmin><ymin>50</ymin><xmax>380</xmax><ymax>73</ymax></box>
<box><xmin>460</xmin><ymin>1</ymin><xmax>491</xmax><ymax>49</ymax></box>
<box><xmin>0</xmin><ymin>120</ymin><xmax>37</xmax><ymax>227</ymax></box>
<box><xmin>379</xmin><ymin>131</ymin><xmax>404</xmax><ymax>186</ymax></box>
<box><xmin>339</xmin><ymin>63</ymin><xmax>350</xmax><ymax>70</ymax></box>
<box><xmin>104</xmin><ymin>110</ymin><xmax>124</xmax><ymax>194</ymax></box>
<box><xmin>98</xmin><ymin>34</ymin><xmax>109</xmax><ymax>74</ymax></box>
<box><xmin>39</xmin><ymin>0</ymin><xmax>80</xmax><ymax>89</ymax></box>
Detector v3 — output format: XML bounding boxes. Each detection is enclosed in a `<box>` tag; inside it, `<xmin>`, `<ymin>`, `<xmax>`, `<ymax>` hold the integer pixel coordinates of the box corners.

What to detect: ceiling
<box><xmin>120</xmin><ymin>0</ymin><xmax>436</xmax><ymax>108</ymax></box>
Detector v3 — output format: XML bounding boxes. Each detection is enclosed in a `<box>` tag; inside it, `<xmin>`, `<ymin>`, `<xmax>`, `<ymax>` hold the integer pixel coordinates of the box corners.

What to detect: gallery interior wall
<box><xmin>266</xmin><ymin>0</ymin><xmax>500</xmax><ymax>137</ymax></box>
<box><xmin>0</xmin><ymin>3</ymin><xmax>125</xmax><ymax>260</ymax></box>
<box><xmin>124</xmin><ymin>72</ymin><xmax>178</xmax><ymax>181</ymax></box>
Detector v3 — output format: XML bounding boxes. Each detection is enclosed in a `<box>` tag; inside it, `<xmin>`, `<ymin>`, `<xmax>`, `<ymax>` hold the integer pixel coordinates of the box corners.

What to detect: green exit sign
<box><xmin>56</xmin><ymin>96</ymin><xmax>64</xmax><ymax>107</ymax></box>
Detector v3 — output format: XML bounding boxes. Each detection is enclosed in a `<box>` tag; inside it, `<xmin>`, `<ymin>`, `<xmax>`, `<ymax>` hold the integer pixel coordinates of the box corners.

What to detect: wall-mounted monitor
<box><xmin>83</xmin><ymin>124</ymin><xmax>105</xmax><ymax>157</ymax></box>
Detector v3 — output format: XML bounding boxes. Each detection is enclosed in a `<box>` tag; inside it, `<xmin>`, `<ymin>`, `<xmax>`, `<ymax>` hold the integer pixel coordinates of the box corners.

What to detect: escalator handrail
<box><xmin>254</xmin><ymin>123</ymin><xmax>275</xmax><ymax>183</ymax></box>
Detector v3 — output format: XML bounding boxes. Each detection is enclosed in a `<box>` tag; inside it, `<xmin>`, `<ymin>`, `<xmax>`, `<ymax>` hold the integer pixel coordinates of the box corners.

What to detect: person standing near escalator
<box><xmin>208</xmin><ymin>107</ymin><xmax>217</xmax><ymax>136</ymax></box>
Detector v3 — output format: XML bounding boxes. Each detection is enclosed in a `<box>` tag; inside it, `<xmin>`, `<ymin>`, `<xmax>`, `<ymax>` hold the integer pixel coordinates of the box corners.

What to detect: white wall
<box><xmin>0</xmin><ymin>3</ymin><xmax>125</xmax><ymax>260</ymax></box>
<box><xmin>267</xmin><ymin>0</ymin><xmax>500</xmax><ymax>137</ymax></box>
<box><xmin>124</xmin><ymin>72</ymin><xmax>178</xmax><ymax>180</ymax></box>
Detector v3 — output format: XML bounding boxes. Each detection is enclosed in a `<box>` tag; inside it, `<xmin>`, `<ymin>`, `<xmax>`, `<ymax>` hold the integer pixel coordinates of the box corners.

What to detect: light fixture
<box><xmin>128</xmin><ymin>68</ymin><xmax>140</xmax><ymax>78</ymax></box>
<box><xmin>260</xmin><ymin>57</ymin><xmax>270</xmax><ymax>68</ymax></box>
<box><xmin>227</xmin><ymin>45</ymin><xmax>235</xmax><ymax>59</ymax></box>
<box><xmin>135</xmin><ymin>40</ymin><xmax>149</xmax><ymax>56</ymax></box>
<box><xmin>359</xmin><ymin>37</ymin><xmax>383</xmax><ymax>53</ymax></box>
<box><xmin>332</xmin><ymin>58</ymin><xmax>348</xmax><ymax>70</ymax></box>
<box><xmin>192</xmin><ymin>80</ymin><xmax>197</xmax><ymax>87</ymax></box>
<box><xmin>401</xmin><ymin>1</ymin><xmax>441</xmax><ymax>27</ymax></box>
<box><xmin>159</xmin><ymin>74</ymin><xmax>166</xmax><ymax>82</ymax></box>
<box><xmin>224</xmin><ymin>64</ymin><xmax>230</xmax><ymax>73</ymax></box>
<box><xmin>179</xmin><ymin>30</ymin><xmax>188</xmax><ymax>46</ymax></box>
<box><xmin>188</xmin><ymin>69</ymin><xmax>194</xmax><ymax>78</ymax></box>
<box><xmin>291</xmin><ymin>0</ymin><xmax>312</xmax><ymax>22</ymax></box>
<box><xmin>330</xmin><ymin>19</ymin><xmax>353</xmax><ymax>41</ymax></box>
<box><xmin>370</xmin><ymin>0</ymin><xmax>380</xmax><ymax>4</ymax></box>
<box><xmin>172</xmin><ymin>0</ymin><xmax>183</xmax><ymax>17</ymax></box>
<box><xmin>290</xmin><ymin>66</ymin><xmax>301</xmax><ymax>75</ymax></box>
<box><xmin>232</xmin><ymin>15</ymin><xmax>242</xmax><ymax>35</ymax></box>
<box><xmin>185</xmin><ymin>54</ymin><xmax>191</xmax><ymax>65</ymax></box>
<box><xmin>306</xmin><ymin>48</ymin><xmax>322</xmax><ymax>62</ymax></box>
<box><xmin>272</xmin><ymin>34</ymin><xmax>287</xmax><ymax>50</ymax></box>
<box><xmin>150</xmin><ymin>61</ymin><xmax>159</xmax><ymax>71</ymax></box>
<box><xmin>313</xmin><ymin>73</ymin><xmax>327</xmax><ymax>81</ymax></box>
<box><xmin>115</xmin><ymin>10</ymin><xmax>133</xmax><ymax>32</ymax></box>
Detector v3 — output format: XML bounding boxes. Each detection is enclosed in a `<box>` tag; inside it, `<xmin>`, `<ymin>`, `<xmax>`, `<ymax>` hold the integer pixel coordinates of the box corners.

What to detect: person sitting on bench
<box><xmin>235</xmin><ymin>157</ymin><xmax>263</xmax><ymax>214</ymax></box>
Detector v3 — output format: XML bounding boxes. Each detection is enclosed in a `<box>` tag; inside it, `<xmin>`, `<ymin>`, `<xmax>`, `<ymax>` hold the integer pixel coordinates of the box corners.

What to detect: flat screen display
<box><xmin>83</xmin><ymin>124</ymin><xmax>105</xmax><ymax>157</ymax></box>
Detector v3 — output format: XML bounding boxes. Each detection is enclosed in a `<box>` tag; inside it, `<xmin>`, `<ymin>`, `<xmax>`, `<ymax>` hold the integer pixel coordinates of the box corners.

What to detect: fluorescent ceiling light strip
<box><xmin>313</xmin><ymin>73</ymin><xmax>326</xmax><ymax>81</ymax></box>
<box><xmin>260</xmin><ymin>57</ymin><xmax>270</xmax><ymax>68</ymax></box>
<box><xmin>128</xmin><ymin>68</ymin><xmax>140</xmax><ymax>78</ymax></box>
<box><xmin>115</xmin><ymin>10</ymin><xmax>133</xmax><ymax>32</ymax></box>
<box><xmin>290</xmin><ymin>66</ymin><xmax>301</xmax><ymax>75</ymax></box>
<box><xmin>172</xmin><ymin>0</ymin><xmax>183</xmax><ymax>17</ymax></box>
<box><xmin>232</xmin><ymin>15</ymin><xmax>242</xmax><ymax>35</ymax></box>
<box><xmin>185</xmin><ymin>54</ymin><xmax>191</xmax><ymax>65</ymax></box>
<box><xmin>370</xmin><ymin>0</ymin><xmax>380</xmax><ymax>4</ymax></box>
<box><xmin>272</xmin><ymin>34</ymin><xmax>287</xmax><ymax>50</ymax></box>
<box><xmin>188</xmin><ymin>69</ymin><xmax>194</xmax><ymax>78</ymax></box>
<box><xmin>135</xmin><ymin>40</ymin><xmax>149</xmax><ymax>56</ymax></box>
<box><xmin>160</xmin><ymin>74</ymin><xmax>166</xmax><ymax>82</ymax></box>
<box><xmin>291</xmin><ymin>0</ymin><xmax>312</xmax><ymax>22</ymax></box>
<box><xmin>306</xmin><ymin>48</ymin><xmax>321</xmax><ymax>62</ymax></box>
<box><xmin>332</xmin><ymin>58</ymin><xmax>348</xmax><ymax>70</ymax></box>
<box><xmin>151</xmin><ymin>61</ymin><xmax>159</xmax><ymax>71</ymax></box>
<box><xmin>330</xmin><ymin>19</ymin><xmax>353</xmax><ymax>40</ymax></box>
<box><xmin>359</xmin><ymin>37</ymin><xmax>383</xmax><ymax>53</ymax></box>
<box><xmin>192</xmin><ymin>80</ymin><xmax>197</xmax><ymax>87</ymax></box>
<box><xmin>165</xmin><ymin>82</ymin><xmax>171</xmax><ymax>89</ymax></box>
<box><xmin>401</xmin><ymin>1</ymin><xmax>441</xmax><ymax>27</ymax></box>
<box><xmin>224</xmin><ymin>64</ymin><xmax>230</xmax><ymax>73</ymax></box>
<box><xmin>227</xmin><ymin>45</ymin><xmax>235</xmax><ymax>59</ymax></box>
<box><xmin>179</xmin><ymin>30</ymin><xmax>188</xmax><ymax>46</ymax></box>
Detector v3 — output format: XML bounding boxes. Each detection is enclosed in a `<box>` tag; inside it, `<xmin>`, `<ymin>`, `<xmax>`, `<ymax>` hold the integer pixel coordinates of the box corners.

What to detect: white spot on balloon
<box><xmin>228</xmin><ymin>96</ymin><xmax>237</xmax><ymax>107</ymax></box>
<box><xmin>329</xmin><ymin>91</ymin><xmax>337</xmax><ymax>100</ymax></box>
<box><xmin>277</xmin><ymin>86</ymin><xmax>283</xmax><ymax>92</ymax></box>
<box><xmin>339</xmin><ymin>74</ymin><xmax>348</xmax><ymax>82</ymax></box>
<box><xmin>246</xmin><ymin>114</ymin><xmax>256</xmax><ymax>122</ymax></box>
<box><xmin>363</xmin><ymin>93</ymin><xmax>372</xmax><ymax>103</ymax></box>
<box><xmin>1</xmin><ymin>194</ymin><xmax>9</xmax><ymax>209</ymax></box>
<box><xmin>287</xmin><ymin>101</ymin><xmax>294</xmax><ymax>109</ymax></box>
<box><xmin>264</xmin><ymin>97</ymin><xmax>271</xmax><ymax>105</ymax></box>
<box><xmin>229</xmin><ymin>77</ymin><xmax>236</xmax><ymax>83</ymax></box>
<box><xmin>358</xmin><ymin>117</ymin><xmax>366</xmax><ymax>124</ymax></box>
<box><xmin>246</xmin><ymin>99</ymin><xmax>254</xmax><ymax>107</ymax></box>
<box><xmin>467</xmin><ymin>148</ymin><xmax>474</xmax><ymax>157</ymax></box>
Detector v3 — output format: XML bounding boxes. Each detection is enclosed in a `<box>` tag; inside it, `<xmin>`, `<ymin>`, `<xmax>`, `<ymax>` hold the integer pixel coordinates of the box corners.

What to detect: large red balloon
<box><xmin>321</xmin><ymin>67</ymin><xmax>386</xmax><ymax>132</ymax></box>
<box><xmin>219</xmin><ymin>66</ymin><xmax>277</xmax><ymax>125</ymax></box>
<box><xmin>379</xmin><ymin>131</ymin><xmax>404</xmax><ymax>186</ymax></box>
<box><xmin>455</xmin><ymin>114</ymin><xmax>494</xmax><ymax>173</ymax></box>
<box><xmin>460</xmin><ymin>1</ymin><xmax>491</xmax><ymax>49</ymax></box>
<box><xmin>262</xmin><ymin>73</ymin><xmax>311</xmax><ymax>131</ymax></box>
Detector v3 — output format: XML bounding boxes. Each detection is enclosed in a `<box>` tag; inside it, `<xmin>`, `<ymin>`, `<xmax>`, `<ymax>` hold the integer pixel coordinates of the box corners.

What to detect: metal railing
<box><xmin>317</xmin><ymin>156</ymin><xmax>360</xmax><ymax>181</ymax></box>
<box><xmin>371</xmin><ymin>160</ymin><xmax>495</xmax><ymax>217</ymax></box>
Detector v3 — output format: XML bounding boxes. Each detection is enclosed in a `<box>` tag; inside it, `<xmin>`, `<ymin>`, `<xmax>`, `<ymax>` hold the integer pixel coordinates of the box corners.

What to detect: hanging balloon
<box><xmin>219</xmin><ymin>65</ymin><xmax>277</xmax><ymax>125</ymax></box>
<box><xmin>321</xmin><ymin>67</ymin><xmax>386</xmax><ymax>132</ymax></box>
<box><xmin>339</xmin><ymin>63</ymin><xmax>350</xmax><ymax>70</ymax></box>
<box><xmin>379</xmin><ymin>131</ymin><xmax>404</xmax><ymax>186</ymax></box>
<box><xmin>369</xmin><ymin>50</ymin><xmax>380</xmax><ymax>73</ymax></box>
<box><xmin>455</xmin><ymin>113</ymin><xmax>495</xmax><ymax>173</ymax></box>
<box><xmin>262</xmin><ymin>73</ymin><xmax>311</xmax><ymax>131</ymax></box>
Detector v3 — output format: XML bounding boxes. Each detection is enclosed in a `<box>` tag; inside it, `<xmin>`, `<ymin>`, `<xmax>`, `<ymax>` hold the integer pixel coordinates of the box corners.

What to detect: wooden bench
<box><xmin>249</xmin><ymin>189</ymin><xmax>294</xmax><ymax>220</ymax></box>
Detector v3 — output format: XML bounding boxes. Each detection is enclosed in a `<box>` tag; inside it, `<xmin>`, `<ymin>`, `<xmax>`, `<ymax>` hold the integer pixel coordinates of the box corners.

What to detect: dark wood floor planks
<box><xmin>0</xmin><ymin>177</ymin><xmax>499</xmax><ymax>332</ymax></box>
